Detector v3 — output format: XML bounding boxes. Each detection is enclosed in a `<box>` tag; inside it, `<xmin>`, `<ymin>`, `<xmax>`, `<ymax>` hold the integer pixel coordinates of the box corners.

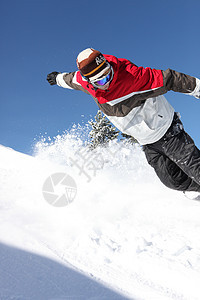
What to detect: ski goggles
<box><xmin>90</xmin><ymin>66</ymin><xmax>113</xmax><ymax>88</ymax></box>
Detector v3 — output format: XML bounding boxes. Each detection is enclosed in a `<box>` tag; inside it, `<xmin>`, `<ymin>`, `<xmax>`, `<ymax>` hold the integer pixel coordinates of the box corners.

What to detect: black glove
<box><xmin>47</xmin><ymin>71</ymin><xmax>60</xmax><ymax>85</ymax></box>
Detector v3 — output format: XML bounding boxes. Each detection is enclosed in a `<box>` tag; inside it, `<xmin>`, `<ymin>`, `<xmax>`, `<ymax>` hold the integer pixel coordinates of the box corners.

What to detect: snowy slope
<box><xmin>1</xmin><ymin>133</ymin><xmax>200</xmax><ymax>300</ymax></box>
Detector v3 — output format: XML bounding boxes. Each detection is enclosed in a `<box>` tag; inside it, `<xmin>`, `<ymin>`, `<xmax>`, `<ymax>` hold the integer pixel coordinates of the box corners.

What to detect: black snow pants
<box><xmin>143</xmin><ymin>113</ymin><xmax>200</xmax><ymax>192</ymax></box>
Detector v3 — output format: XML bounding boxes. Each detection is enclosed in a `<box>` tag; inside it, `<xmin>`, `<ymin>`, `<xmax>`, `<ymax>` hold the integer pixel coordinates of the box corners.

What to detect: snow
<box><xmin>1</xmin><ymin>132</ymin><xmax>200</xmax><ymax>300</ymax></box>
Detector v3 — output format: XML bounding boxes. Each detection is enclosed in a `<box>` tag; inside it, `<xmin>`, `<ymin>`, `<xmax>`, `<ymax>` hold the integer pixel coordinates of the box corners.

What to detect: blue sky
<box><xmin>1</xmin><ymin>0</ymin><xmax>200</xmax><ymax>154</ymax></box>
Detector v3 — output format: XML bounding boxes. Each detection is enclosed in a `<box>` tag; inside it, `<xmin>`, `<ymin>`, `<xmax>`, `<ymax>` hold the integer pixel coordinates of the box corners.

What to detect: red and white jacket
<box><xmin>56</xmin><ymin>54</ymin><xmax>200</xmax><ymax>145</ymax></box>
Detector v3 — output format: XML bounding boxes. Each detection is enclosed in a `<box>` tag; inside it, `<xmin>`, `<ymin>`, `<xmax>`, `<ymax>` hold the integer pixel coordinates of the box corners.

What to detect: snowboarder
<box><xmin>47</xmin><ymin>48</ymin><xmax>200</xmax><ymax>194</ymax></box>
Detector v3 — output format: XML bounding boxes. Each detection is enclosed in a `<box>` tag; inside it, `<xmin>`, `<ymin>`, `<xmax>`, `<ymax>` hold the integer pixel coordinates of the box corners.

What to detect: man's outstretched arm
<box><xmin>162</xmin><ymin>69</ymin><xmax>200</xmax><ymax>99</ymax></box>
<box><xmin>47</xmin><ymin>71</ymin><xmax>86</xmax><ymax>91</ymax></box>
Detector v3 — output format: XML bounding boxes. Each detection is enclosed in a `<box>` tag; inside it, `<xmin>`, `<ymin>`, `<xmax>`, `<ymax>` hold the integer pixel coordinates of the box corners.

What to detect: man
<box><xmin>47</xmin><ymin>48</ymin><xmax>200</xmax><ymax>194</ymax></box>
